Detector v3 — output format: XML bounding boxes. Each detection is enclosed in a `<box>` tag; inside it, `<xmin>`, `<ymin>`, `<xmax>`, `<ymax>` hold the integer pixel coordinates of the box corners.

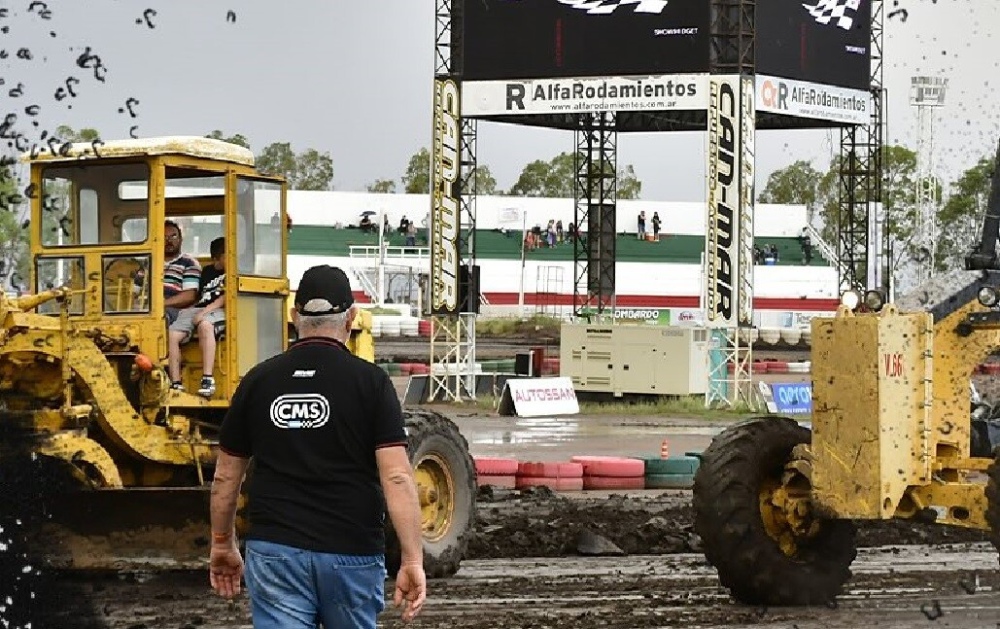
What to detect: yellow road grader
<box><xmin>693</xmin><ymin>139</ymin><xmax>1000</xmax><ymax>605</ymax></box>
<box><xmin>0</xmin><ymin>136</ymin><xmax>475</xmax><ymax>578</ymax></box>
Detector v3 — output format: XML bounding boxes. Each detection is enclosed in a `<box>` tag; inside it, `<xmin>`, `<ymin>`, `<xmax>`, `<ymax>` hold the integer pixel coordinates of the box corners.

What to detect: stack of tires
<box><xmin>571</xmin><ymin>456</ymin><xmax>646</xmax><ymax>490</ymax></box>
<box><xmin>642</xmin><ymin>454</ymin><xmax>699</xmax><ymax>489</ymax></box>
<box><xmin>473</xmin><ymin>456</ymin><xmax>518</xmax><ymax>489</ymax></box>
<box><xmin>515</xmin><ymin>461</ymin><xmax>584</xmax><ymax>491</ymax></box>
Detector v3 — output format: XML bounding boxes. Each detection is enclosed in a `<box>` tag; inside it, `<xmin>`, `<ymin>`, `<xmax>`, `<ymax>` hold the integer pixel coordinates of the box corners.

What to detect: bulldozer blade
<box><xmin>25</xmin><ymin>487</ymin><xmax>215</xmax><ymax>572</ymax></box>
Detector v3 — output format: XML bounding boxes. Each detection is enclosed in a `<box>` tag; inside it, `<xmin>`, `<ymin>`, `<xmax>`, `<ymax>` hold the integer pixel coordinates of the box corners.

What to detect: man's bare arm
<box><xmin>165</xmin><ymin>288</ymin><xmax>198</xmax><ymax>309</ymax></box>
<box><xmin>376</xmin><ymin>445</ymin><xmax>423</xmax><ymax>565</ymax></box>
<box><xmin>210</xmin><ymin>451</ymin><xmax>251</xmax><ymax>541</ymax></box>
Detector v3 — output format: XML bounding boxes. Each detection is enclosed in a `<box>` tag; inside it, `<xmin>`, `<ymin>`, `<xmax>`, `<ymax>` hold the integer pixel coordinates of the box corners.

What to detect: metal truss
<box><xmin>433</xmin><ymin>0</ymin><xmax>454</xmax><ymax>76</ymax></box>
<box><xmin>709</xmin><ymin>0</ymin><xmax>755</xmax><ymax>73</ymax></box>
<box><xmin>427</xmin><ymin>0</ymin><xmax>478</xmax><ymax>403</ymax></box>
<box><xmin>706</xmin><ymin>328</ymin><xmax>757</xmax><ymax>410</ymax></box>
<box><xmin>428</xmin><ymin>120</ymin><xmax>479</xmax><ymax>403</ymax></box>
<box><xmin>705</xmin><ymin>0</ymin><xmax>756</xmax><ymax>410</ymax></box>
<box><xmin>838</xmin><ymin>0</ymin><xmax>885</xmax><ymax>295</ymax></box>
<box><xmin>572</xmin><ymin>112</ymin><xmax>617</xmax><ymax>321</ymax></box>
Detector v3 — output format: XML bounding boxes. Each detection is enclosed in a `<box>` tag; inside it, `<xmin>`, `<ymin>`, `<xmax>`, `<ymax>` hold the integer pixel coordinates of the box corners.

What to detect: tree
<box><xmin>0</xmin><ymin>167</ymin><xmax>28</xmax><ymax>292</ymax></box>
<box><xmin>508</xmin><ymin>152</ymin><xmax>575</xmax><ymax>197</ymax></box>
<box><xmin>54</xmin><ymin>125</ymin><xmax>101</xmax><ymax>142</ymax></box>
<box><xmin>617</xmin><ymin>165</ymin><xmax>642</xmax><ymax>200</ymax></box>
<box><xmin>758</xmin><ymin>160</ymin><xmax>822</xmax><ymax>210</ymax></box>
<box><xmin>402</xmin><ymin>148</ymin><xmax>430</xmax><ymax>194</ymax></box>
<box><xmin>367</xmin><ymin>179</ymin><xmax>397</xmax><ymax>194</ymax></box>
<box><xmin>255</xmin><ymin>142</ymin><xmax>334</xmax><ymax>191</ymax></box>
<box><xmin>476</xmin><ymin>165</ymin><xmax>498</xmax><ymax>195</ymax></box>
<box><xmin>205</xmin><ymin>130</ymin><xmax>251</xmax><ymax>149</ymax></box>
<box><xmin>812</xmin><ymin>145</ymin><xmax>918</xmax><ymax>276</ymax></box>
<box><xmin>508</xmin><ymin>152</ymin><xmax>643</xmax><ymax>199</ymax></box>
<box><xmin>936</xmin><ymin>154</ymin><xmax>995</xmax><ymax>272</ymax></box>
<box><xmin>401</xmin><ymin>148</ymin><xmax>500</xmax><ymax>195</ymax></box>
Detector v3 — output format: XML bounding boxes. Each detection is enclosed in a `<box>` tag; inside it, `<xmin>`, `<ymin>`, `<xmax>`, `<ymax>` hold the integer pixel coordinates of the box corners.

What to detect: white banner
<box><xmin>462</xmin><ymin>74</ymin><xmax>708</xmax><ymax>117</ymax></box>
<box><xmin>430</xmin><ymin>78</ymin><xmax>461</xmax><ymax>313</ymax></box>
<box><xmin>500</xmin><ymin>377</ymin><xmax>580</xmax><ymax>418</ymax></box>
<box><xmin>705</xmin><ymin>75</ymin><xmax>753</xmax><ymax>328</ymax></box>
<box><xmin>736</xmin><ymin>75</ymin><xmax>755</xmax><ymax>327</ymax></box>
<box><xmin>756</xmin><ymin>75</ymin><xmax>871</xmax><ymax>125</ymax></box>
<box><xmin>497</xmin><ymin>207</ymin><xmax>521</xmax><ymax>225</ymax></box>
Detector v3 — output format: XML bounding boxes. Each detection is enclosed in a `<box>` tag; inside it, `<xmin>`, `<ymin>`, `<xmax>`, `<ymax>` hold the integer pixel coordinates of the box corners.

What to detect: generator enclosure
<box><xmin>810</xmin><ymin>306</ymin><xmax>934</xmax><ymax>519</ymax></box>
<box><xmin>560</xmin><ymin>323</ymin><xmax>709</xmax><ymax>396</ymax></box>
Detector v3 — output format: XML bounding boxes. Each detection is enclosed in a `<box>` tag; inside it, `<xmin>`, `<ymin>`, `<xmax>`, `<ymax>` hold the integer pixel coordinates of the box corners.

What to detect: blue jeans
<box><xmin>244</xmin><ymin>539</ymin><xmax>386</xmax><ymax>629</ymax></box>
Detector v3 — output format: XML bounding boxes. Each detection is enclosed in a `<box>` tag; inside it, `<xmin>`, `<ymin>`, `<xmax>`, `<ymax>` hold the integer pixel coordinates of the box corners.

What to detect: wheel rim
<box><xmin>758</xmin><ymin>462</ymin><xmax>820</xmax><ymax>558</ymax></box>
<box><xmin>413</xmin><ymin>453</ymin><xmax>455</xmax><ymax>543</ymax></box>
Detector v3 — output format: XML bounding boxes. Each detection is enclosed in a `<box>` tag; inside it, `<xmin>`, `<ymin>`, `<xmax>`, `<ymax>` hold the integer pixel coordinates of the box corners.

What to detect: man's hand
<box><xmin>393</xmin><ymin>562</ymin><xmax>426</xmax><ymax>622</ymax></box>
<box><xmin>209</xmin><ymin>539</ymin><xmax>244</xmax><ymax>599</ymax></box>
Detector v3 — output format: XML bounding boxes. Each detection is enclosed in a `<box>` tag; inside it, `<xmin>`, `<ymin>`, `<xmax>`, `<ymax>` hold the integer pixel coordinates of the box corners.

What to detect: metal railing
<box><xmin>350</xmin><ymin>266</ymin><xmax>379</xmax><ymax>302</ymax></box>
<box><xmin>802</xmin><ymin>224</ymin><xmax>840</xmax><ymax>267</ymax></box>
<box><xmin>348</xmin><ymin>245</ymin><xmax>430</xmax><ymax>260</ymax></box>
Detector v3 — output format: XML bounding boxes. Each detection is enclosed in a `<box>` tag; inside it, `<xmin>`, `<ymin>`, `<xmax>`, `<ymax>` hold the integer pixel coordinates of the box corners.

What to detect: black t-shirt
<box><xmin>196</xmin><ymin>265</ymin><xmax>224</xmax><ymax>308</ymax></box>
<box><xmin>218</xmin><ymin>337</ymin><xmax>408</xmax><ymax>555</ymax></box>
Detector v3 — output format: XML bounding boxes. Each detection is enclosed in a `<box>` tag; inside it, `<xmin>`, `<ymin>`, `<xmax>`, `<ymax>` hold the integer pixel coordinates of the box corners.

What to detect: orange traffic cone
<box><xmin>660</xmin><ymin>438</ymin><xmax>670</xmax><ymax>459</ymax></box>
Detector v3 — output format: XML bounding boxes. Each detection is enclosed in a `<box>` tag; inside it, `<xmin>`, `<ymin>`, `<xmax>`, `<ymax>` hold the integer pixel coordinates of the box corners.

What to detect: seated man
<box><xmin>163</xmin><ymin>220</ymin><xmax>202</xmax><ymax>325</ymax></box>
<box><xmin>167</xmin><ymin>237</ymin><xmax>226</xmax><ymax>398</ymax></box>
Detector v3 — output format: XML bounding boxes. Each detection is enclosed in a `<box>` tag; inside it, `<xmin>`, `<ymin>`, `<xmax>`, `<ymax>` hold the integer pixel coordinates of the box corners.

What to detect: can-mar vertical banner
<box><xmin>704</xmin><ymin>75</ymin><xmax>753</xmax><ymax>328</ymax></box>
<box><xmin>430</xmin><ymin>78</ymin><xmax>462</xmax><ymax>314</ymax></box>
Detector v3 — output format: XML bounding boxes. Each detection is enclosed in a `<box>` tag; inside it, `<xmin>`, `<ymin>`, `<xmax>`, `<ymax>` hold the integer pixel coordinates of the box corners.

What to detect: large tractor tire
<box><xmin>692</xmin><ymin>417</ymin><xmax>857</xmax><ymax>606</ymax></box>
<box><xmin>385</xmin><ymin>408</ymin><xmax>476</xmax><ymax>579</ymax></box>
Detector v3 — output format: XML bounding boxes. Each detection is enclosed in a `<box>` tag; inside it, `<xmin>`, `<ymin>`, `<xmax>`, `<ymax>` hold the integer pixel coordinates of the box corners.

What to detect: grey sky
<box><xmin>2</xmin><ymin>1</ymin><xmax>997</xmax><ymax>202</ymax></box>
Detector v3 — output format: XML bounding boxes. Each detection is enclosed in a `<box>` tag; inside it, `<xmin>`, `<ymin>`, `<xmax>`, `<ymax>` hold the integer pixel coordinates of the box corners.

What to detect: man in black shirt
<box><xmin>208</xmin><ymin>265</ymin><xmax>426</xmax><ymax>628</ymax></box>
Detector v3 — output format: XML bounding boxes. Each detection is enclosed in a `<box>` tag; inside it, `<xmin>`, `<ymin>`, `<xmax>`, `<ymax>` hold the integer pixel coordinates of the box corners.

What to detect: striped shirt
<box><xmin>164</xmin><ymin>253</ymin><xmax>202</xmax><ymax>298</ymax></box>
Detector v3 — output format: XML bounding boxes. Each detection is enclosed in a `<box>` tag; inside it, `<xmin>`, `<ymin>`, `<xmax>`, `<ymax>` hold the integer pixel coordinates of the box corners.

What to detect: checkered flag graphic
<box><xmin>802</xmin><ymin>0</ymin><xmax>861</xmax><ymax>30</ymax></box>
<box><xmin>557</xmin><ymin>0</ymin><xmax>670</xmax><ymax>15</ymax></box>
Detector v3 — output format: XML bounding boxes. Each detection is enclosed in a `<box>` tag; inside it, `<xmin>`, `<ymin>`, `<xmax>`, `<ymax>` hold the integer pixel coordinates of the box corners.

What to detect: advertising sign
<box><xmin>770</xmin><ymin>382</ymin><xmax>813</xmax><ymax>414</ymax></box>
<box><xmin>756</xmin><ymin>0</ymin><xmax>872</xmax><ymax>91</ymax></box>
<box><xmin>704</xmin><ymin>75</ymin><xmax>753</xmax><ymax>328</ymax></box>
<box><xmin>756</xmin><ymin>75</ymin><xmax>871</xmax><ymax>125</ymax></box>
<box><xmin>499</xmin><ymin>377</ymin><xmax>580</xmax><ymax>418</ymax></box>
<box><xmin>462</xmin><ymin>0</ymin><xmax>710</xmax><ymax>81</ymax></box>
<box><xmin>430</xmin><ymin>78</ymin><xmax>462</xmax><ymax>314</ymax></box>
<box><xmin>462</xmin><ymin>74</ymin><xmax>707</xmax><ymax>117</ymax></box>
<box><xmin>580</xmin><ymin>307</ymin><xmax>671</xmax><ymax>325</ymax></box>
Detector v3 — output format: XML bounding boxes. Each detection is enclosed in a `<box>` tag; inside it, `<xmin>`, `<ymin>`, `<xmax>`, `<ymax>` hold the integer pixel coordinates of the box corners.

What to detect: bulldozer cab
<box><xmin>24</xmin><ymin>136</ymin><xmax>289</xmax><ymax>407</ymax></box>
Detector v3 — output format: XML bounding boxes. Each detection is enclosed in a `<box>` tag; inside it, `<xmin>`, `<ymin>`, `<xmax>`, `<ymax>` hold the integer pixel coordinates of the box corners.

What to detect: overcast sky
<box><xmin>1</xmin><ymin>0</ymin><xmax>997</xmax><ymax>202</ymax></box>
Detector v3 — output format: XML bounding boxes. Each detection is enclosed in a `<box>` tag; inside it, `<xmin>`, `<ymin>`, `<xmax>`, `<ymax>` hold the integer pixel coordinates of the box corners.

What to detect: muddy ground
<box><xmin>8</xmin><ymin>487</ymin><xmax>998</xmax><ymax>629</ymax></box>
<box><xmin>467</xmin><ymin>486</ymin><xmax>990</xmax><ymax>559</ymax></box>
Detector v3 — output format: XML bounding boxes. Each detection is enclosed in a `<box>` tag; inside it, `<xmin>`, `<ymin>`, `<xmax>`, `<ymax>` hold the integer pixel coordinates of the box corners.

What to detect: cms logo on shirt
<box><xmin>269</xmin><ymin>394</ymin><xmax>331</xmax><ymax>429</ymax></box>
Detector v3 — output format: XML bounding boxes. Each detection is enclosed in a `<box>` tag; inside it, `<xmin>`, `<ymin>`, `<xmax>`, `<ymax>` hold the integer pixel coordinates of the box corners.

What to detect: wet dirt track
<box><xmin>41</xmin><ymin>543</ymin><xmax>1000</xmax><ymax>629</ymax></box>
<box><xmin>22</xmin><ymin>488</ymin><xmax>1000</xmax><ymax>629</ymax></box>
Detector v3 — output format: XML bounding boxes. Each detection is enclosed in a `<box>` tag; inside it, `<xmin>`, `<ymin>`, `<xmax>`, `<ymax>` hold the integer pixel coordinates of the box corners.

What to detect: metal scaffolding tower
<box><xmin>572</xmin><ymin>111</ymin><xmax>617</xmax><ymax>322</ymax></box>
<box><xmin>838</xmin><ymin>0</ymin><xmax>885</xmax><ymax>295</ymax></box>
<box><xmin>704</xmin><ymin>0</ymin><xmax>755</xmax><ymax>410</ymax></box>
<box><xmin>910</xmin><ymin>76</ymin><xmax>948</xmax><ymax>284</ymax></box>
<box><xmin>428</xmin><ymin>0</ymin><xmax>479</xmax><ymax>402</ymax></box>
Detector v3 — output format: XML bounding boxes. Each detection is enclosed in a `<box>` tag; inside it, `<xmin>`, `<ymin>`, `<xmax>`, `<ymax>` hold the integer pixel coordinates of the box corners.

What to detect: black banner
<box><xmin>462</xmin><ymin>0</ymin><xmax>710</xmax><ymax>81</ymax></box>
<box><xmin>757</xmin><ymin>0</ymin><xmax>872</xmax><ymax>91</ymax></box>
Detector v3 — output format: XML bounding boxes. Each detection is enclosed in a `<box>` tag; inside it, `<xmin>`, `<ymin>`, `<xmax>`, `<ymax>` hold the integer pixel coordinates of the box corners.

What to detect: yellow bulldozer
<box><xmin>693</xmin><ymin>139</ymin><xmax>1000</xmax><ymax>605</ymax></box>
<box><xmin>0</xmin><ymin>136</ymin><xmax>475</xmax><ymax>578</ymax></box>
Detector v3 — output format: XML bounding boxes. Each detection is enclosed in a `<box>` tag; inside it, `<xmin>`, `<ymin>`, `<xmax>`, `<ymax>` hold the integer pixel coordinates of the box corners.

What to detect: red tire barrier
<box><xmin>477</xmin><ymin>474</ymin><xmax>516</xmax><ymax>489</ymax></box>
<box><xmin>474</xmin><ymin>456</ymin><xmax>519</xmax><ymax>476</ymax></box>
<box><xmin>768</xmin><ymin>361</ymin><xmax>790</xmax><ymax>374</ymax></box>
<box><xmin>517</xmin><ymin>461</ymin><xmax>584</xmax><ymax>478</ymax></box>
<box><xmin>570</xmin><ymin>455</ymin><xmax>645</xmax><ymax>478</ymax></box>
<box><xmin>582</xmin><ymin>475</ymin><xmax>646</xmax><ymax>490</ymax></box>
<box><xmin>515</xmin><ymin>476</ymin><xmax>584</xmax><ymax>492</ymax></box>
